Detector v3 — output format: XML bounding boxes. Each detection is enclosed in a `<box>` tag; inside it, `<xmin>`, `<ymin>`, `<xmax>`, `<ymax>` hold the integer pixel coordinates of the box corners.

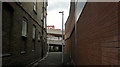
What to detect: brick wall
<box><xmin>65</xmin><ymin>2</ymin><xmax>119</xmax><ymax>65</ymax></box>
<box><xmin>2</xmin><ymin>2</ymin><xmax>47</xmax><ymax>66</ymax></box>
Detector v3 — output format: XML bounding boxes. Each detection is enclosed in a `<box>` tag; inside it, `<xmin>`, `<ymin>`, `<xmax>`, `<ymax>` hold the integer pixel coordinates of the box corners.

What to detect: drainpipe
<box><xmin>0</xmin><ymin>1</ymin><xmax>2</xmax><ymax>67</ymax></box>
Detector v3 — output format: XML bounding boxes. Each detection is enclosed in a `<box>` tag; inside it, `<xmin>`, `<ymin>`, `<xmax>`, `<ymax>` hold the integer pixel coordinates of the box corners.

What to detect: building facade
<box><xmin>47</xmin><ymin>25</ymin><xmax>64</xmax><ymax>52</ymax></box>
<box><xmin>2</xmin><ymin>1</ymin><xmax>48</xmax><ymax>66</ymax></box>
<box><xmin>65</xmin><ymin>1</ymin><xmax>120</xmax><ymax>65</ymax></box>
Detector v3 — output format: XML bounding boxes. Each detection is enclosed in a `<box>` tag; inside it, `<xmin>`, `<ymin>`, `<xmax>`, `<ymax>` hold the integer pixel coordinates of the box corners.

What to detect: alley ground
<box><xmin>30</xmin><ymin>52</ymin><xmax>73</xmax><ymax>67</ymax></box>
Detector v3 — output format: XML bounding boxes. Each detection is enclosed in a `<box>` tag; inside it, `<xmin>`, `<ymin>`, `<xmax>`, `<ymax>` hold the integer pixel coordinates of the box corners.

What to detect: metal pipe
<box><xmin>59</xmin><ymin>11</ymin><xmax>64</xmax><ymax>64</ymax></box>
<box><xmin>0</xmin><ymin>1</ymin><xmax>2</xmax><ymax>67</ymax></box>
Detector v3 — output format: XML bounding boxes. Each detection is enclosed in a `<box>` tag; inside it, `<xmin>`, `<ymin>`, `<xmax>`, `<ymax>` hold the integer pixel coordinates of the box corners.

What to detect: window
<box><xmin>20</xmin><ymin>51</ymin><xmax>26</xmax><ymax>54</ymax></box>
<box><xmin>32</xmin><ymin>25</ymin><xmax>36</xmax><ymax>51</ymax></box>
<box><xmin>16</xmin><ymin>0</ymin><xmax>21</xmax><ymax>4</ymax></box>
<box><xmin>41</xmin><ymin>11</ymin><xmax>43</xmax><ymax>21</ymax></box>
<box><xmin>38</xmin><ymin>32</ymin><xmax>40</xmax><ymax>42</ymax></box>
<box><xmin>44</xmin><ymin>17</ymin><xmax>46</xmax><ymax>28</ymax></box>
<box><xmin>18</xmin><ymin>0</ymin><xmax>21</xmax><ymax>2</ymax></box>
<box><xmin>16</xmin><ymin>0</ymin><xmax>21</xmax><ymax>2</ymax></box>
<box><xmin>33</xmin><ymin>0</ymin><xmax>37</xmax><ymax>12</ymax></box>
<box><xmin>22</xmin><ymin>20</ymin><xmax>27</xmax><ymax>37</ymax></box>
<box><xmin>33</xmin><ymin>25</ymin><xmax>36</xmax><ymax>40</ymax></box>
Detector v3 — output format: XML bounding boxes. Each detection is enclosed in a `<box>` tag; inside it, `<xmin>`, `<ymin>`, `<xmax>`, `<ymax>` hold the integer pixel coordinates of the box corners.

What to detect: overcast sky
<box><xmin>47</xmin><ymin>0</ymin><xmax>70</xmax><ymax>29</ymax></box>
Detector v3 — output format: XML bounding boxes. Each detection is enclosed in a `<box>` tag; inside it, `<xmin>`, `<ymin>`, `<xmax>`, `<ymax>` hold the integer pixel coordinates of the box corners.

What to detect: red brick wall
<box><xmin>118</xmin><ymin>2</ymin><xmax>120</xmax><ymax>66</ymax></box>
<box><xmin>65</xmin><ymin>2</ymin><xmax>119</xmax><ymax>65</ymax></box>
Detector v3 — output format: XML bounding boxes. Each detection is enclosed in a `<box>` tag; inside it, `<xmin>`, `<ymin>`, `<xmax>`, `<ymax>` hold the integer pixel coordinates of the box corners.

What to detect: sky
<box><xmin>47</xmin><ymin>0</ymin><xmax>70</xmax><ymax>29</ymax></box>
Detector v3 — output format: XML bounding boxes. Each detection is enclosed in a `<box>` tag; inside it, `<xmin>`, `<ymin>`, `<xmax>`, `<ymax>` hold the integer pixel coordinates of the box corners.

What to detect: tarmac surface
<box><xmin>30</xmin><ymin>52</ymin><xmax>73</xmax><ymax>67</ymax></box>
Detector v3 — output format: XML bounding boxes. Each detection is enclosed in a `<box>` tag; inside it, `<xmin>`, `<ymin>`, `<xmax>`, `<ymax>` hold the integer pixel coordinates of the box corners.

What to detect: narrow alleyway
<box><xmin>30</xmin><ymin>52</ymin><xmax>73</xmax><ymax>67</ymax></box>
